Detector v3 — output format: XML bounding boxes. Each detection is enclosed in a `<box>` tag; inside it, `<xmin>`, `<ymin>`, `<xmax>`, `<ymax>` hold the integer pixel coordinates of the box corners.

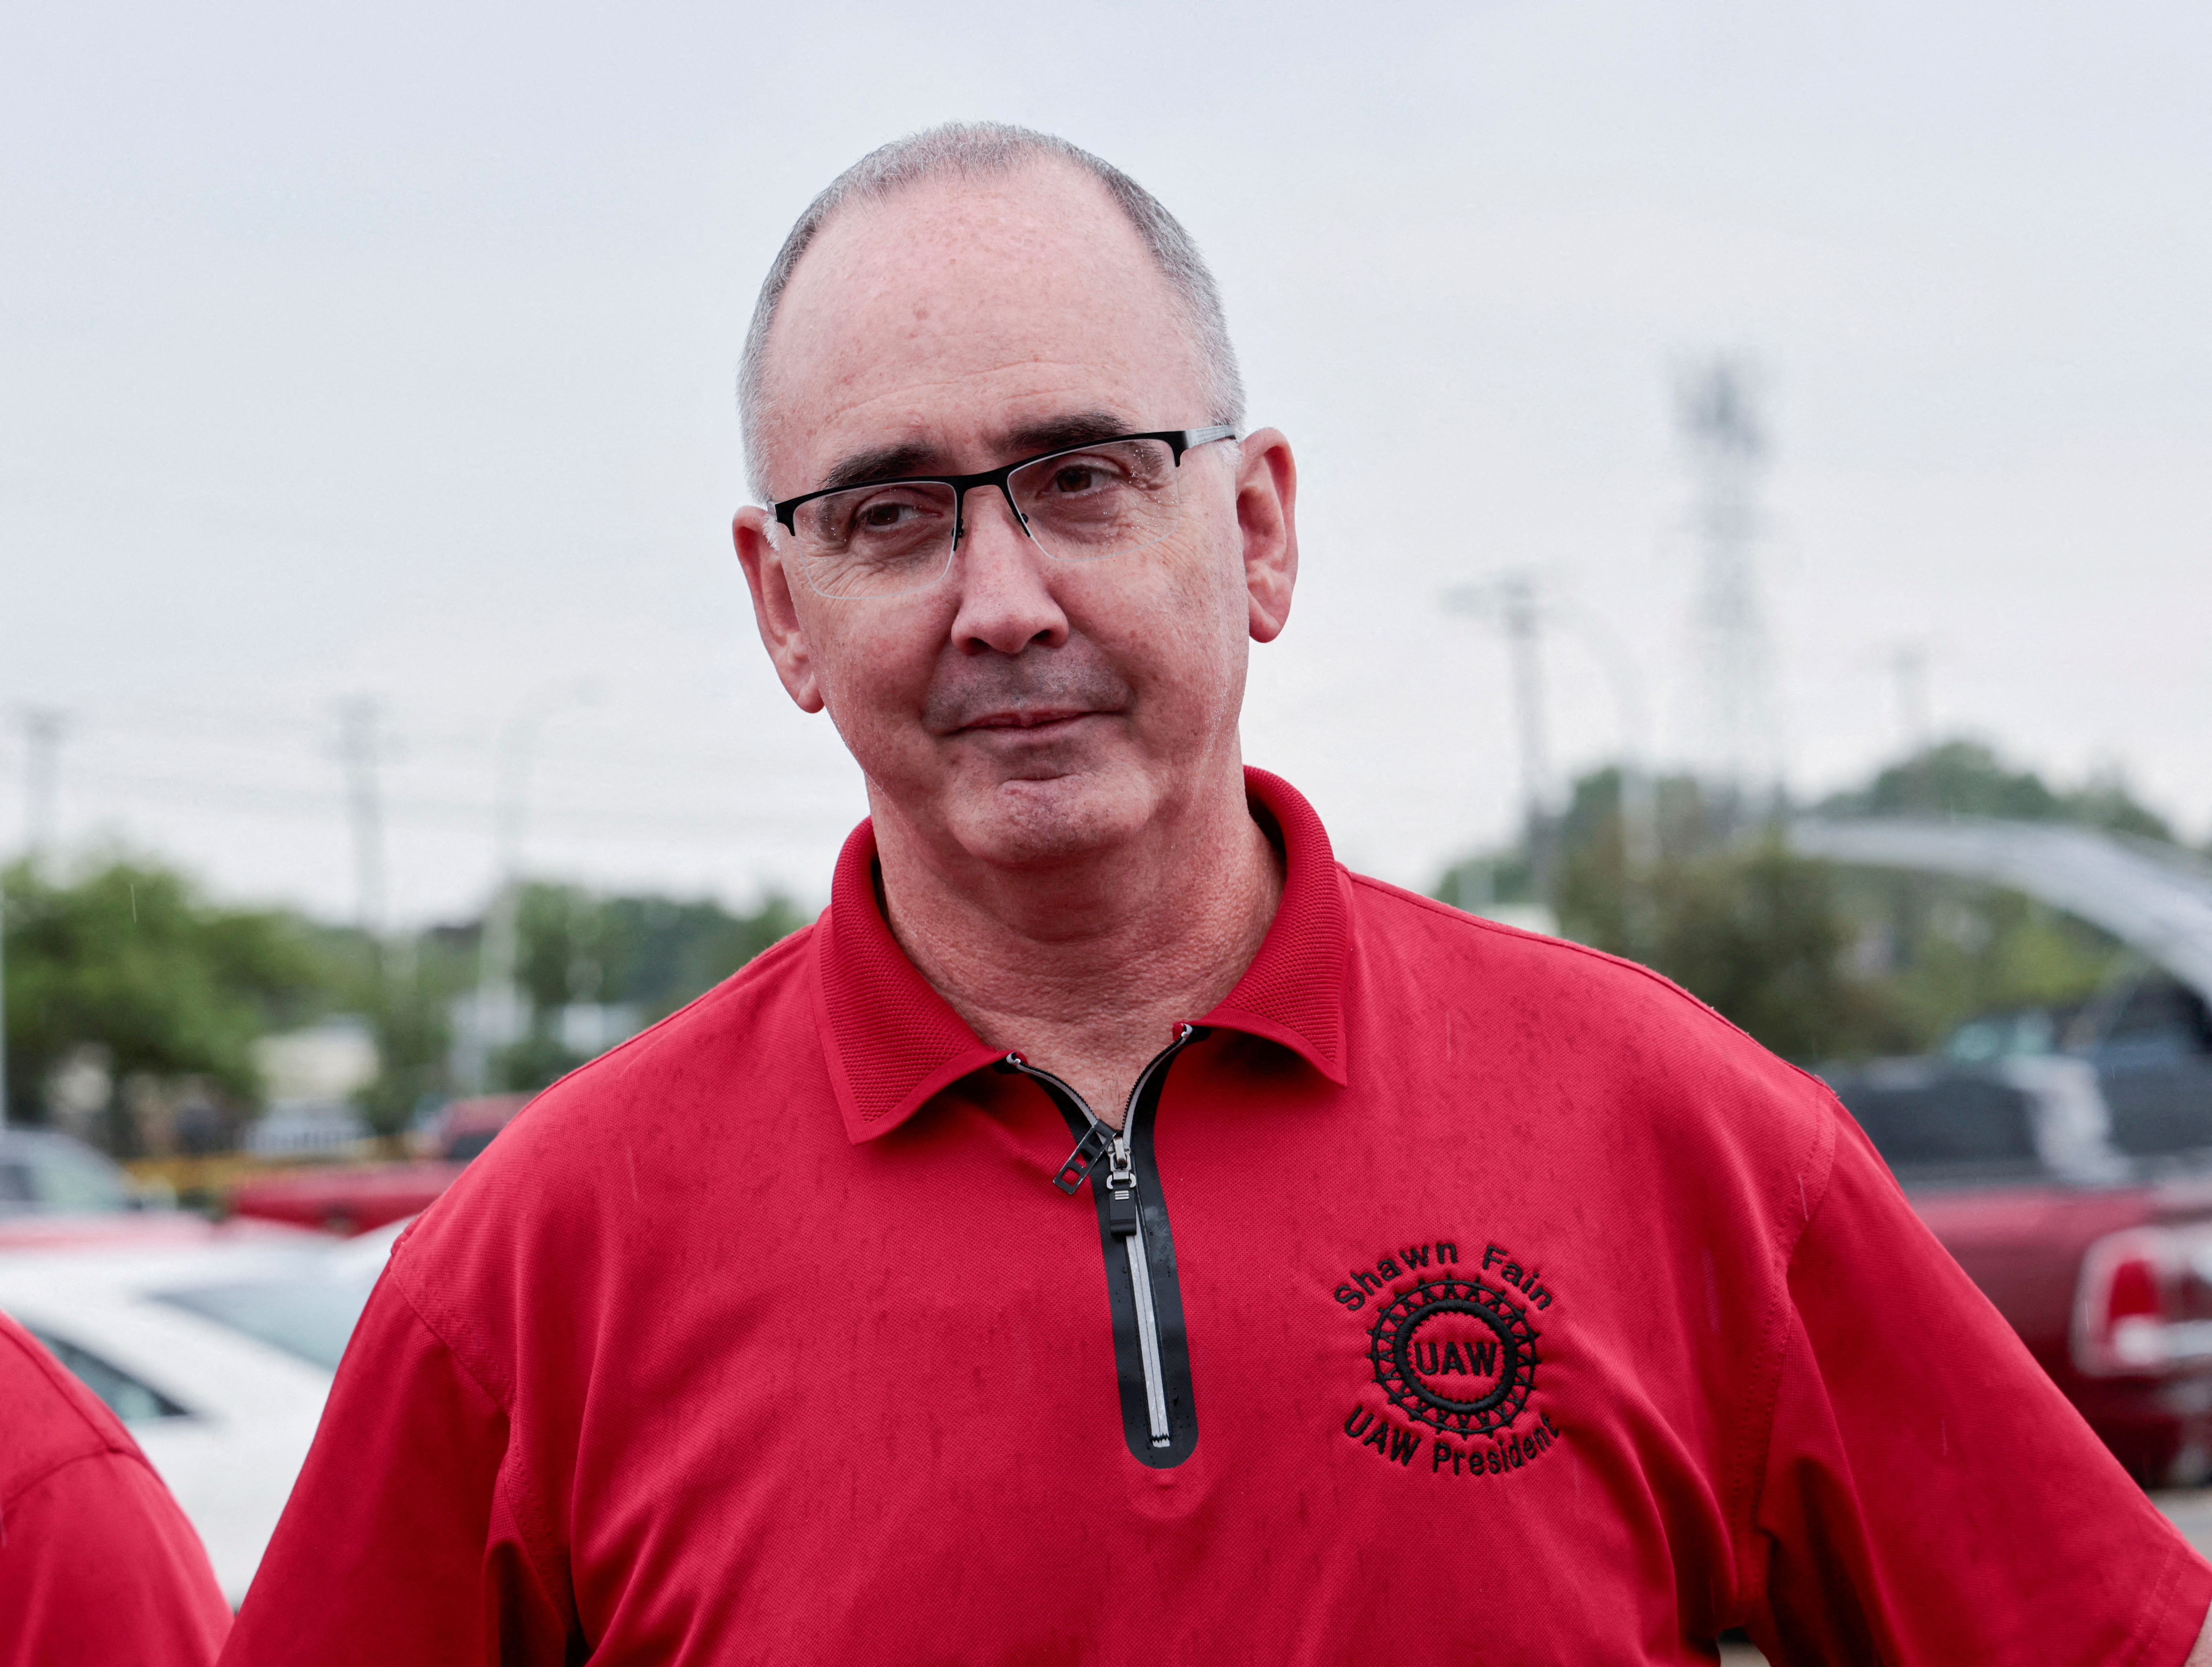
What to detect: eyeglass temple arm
<box><xmin>1176</xmin><ymin>425</ymin><xmax>1238</xmax><ymax>455</ymax></box>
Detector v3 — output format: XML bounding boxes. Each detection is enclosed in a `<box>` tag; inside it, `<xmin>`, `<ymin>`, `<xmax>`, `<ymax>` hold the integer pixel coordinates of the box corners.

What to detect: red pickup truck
<box><xmin>1826</xmin><ymin>1050</ymin><xmax>2212</xmax><ymax>1485</ymax></box>
<box><xmin>226</xmin><ymin>1095</ymin><xmax>529</xmax><ymax>1236</ymax></box>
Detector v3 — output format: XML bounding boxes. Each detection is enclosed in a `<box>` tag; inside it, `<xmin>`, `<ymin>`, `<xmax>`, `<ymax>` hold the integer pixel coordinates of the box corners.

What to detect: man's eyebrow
<box><xmin>816</xmin><ymin>442</ymin><xmax>940</xmax><ymax>494</ymax></box>
<box><xmin>996</xmin><ymin>411</ymin><xmax>1138</xmax><ymax>458</ymax></box>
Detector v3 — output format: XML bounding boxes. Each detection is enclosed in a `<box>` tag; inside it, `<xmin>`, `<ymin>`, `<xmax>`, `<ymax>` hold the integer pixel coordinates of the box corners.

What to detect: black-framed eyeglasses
<box><xmin>770</xmin><ymin>426</ymin><xmax>1237</xmax><ymax>600</ymax></box>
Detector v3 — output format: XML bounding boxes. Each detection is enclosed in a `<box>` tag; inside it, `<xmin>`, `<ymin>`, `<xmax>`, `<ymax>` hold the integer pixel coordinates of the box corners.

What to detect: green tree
<box><xmin>302</xmin><ymin>923</ymin><xmax>475</xmax><ymax>1140</ymax></box>
<box><xmin>1545</xmin><ymin>777</ymin><xmax>1910</xmax><ymax>1061</ymax></box>
<box><xmin>1813</xmin><ymin>739</ymin><xmax>2152</xmax><ymax>1040</ymax></box>
<box><xmin>492</xmin><ymin>883</ymin><xmax>809</xmax><ymax>1093</ymax></box>
<box><xmin>2</xmin><ymin>856</ymin><xmax>323</xmax><ymax>1126</ymax></box>
<box><xmin>1821</xmin><ymin>739</ymin><xmax>2174</xmax><ymax>841</ymax></box>
<box><xmin>1439</xmin><ymin>739</ymin><xmax>2161</xmax><ymax>1065</ymax></box>
<box><xmin>1630</xmin><ymin>840</ymin><xmax>1912</xmax><ymax>1062</ymax></box>
<box><xmin>1847</xmin><ymin>876</ymin><xmax>2124</xmax><ymax>1045</ymax></box>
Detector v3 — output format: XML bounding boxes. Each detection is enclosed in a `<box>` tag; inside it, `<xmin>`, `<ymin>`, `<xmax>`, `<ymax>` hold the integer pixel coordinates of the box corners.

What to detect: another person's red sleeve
<box><xmin>1746</xmin><ymin>1115</ymin><xmax>2212</xmax><ymax>1663</ymax></box>
<box><xmin>220</xmin><ymin>1273</ymin><xmax>573</xmax><ymax>1666</ymax></box>
<box><xmin>0</xmin><ymin>1317</ymin><xmax>231</xmax><ymax>1667</ymax></box>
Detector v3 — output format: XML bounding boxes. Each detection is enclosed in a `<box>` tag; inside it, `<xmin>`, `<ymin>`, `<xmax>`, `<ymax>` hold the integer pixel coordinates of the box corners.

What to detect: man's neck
<box><xmin>872</xmin><ymin>773</ymin><xmax>1284</xmax><ymax>1128</ymax></box>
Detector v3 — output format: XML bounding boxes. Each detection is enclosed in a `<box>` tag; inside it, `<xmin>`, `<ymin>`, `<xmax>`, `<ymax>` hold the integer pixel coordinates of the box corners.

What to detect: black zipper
<box><xmin>999</xmin><ymin>1024</ymin><xmax>1207</xmax><ymax>1467</ymax></box>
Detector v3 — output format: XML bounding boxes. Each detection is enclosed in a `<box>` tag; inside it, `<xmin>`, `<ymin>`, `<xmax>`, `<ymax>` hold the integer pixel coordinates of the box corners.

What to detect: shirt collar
<box><xmin>813</xmin><ymin>767</ymin><xmax>1351</xmax><ymax>1144</ymax></box>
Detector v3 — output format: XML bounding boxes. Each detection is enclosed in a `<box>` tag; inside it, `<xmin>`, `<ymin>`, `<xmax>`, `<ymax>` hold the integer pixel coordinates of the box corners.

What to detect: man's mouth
<box><xmin>961</xmin><ymin>706</ymin><xmax>1096</xmax><ymax>732</ymax></box>
<box><xmin>920</xmin><ymin>644</ymin><xmax>1135</xmax><ymax>739</ymax></box>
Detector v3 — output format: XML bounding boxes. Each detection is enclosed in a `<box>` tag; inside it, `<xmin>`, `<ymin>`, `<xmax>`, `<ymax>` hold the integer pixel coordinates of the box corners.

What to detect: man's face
<box><xmin>734</xmin><ymin>162</ymin><xmax>1296</xmax><ymax>875</ymax></box>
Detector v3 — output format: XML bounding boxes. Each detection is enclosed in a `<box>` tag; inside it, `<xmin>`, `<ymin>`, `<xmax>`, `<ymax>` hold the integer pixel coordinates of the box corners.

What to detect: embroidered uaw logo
<box><xmin>1333</xmin><ymin>1240</ymin><xmax>1561</xmax><ymax>1478</ymax></box>
<box><xmin>1367</xmin><ymin>1273</ymin><xmax>1539</xmax><ymax>1439</ymax></box>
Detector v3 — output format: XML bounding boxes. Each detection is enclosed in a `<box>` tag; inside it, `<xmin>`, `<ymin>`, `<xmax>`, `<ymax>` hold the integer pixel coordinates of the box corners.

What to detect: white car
<box><xmin>0</xmin><ymin>1220</ymin><xmax>403</xmax><ymax>1602</ymax></box>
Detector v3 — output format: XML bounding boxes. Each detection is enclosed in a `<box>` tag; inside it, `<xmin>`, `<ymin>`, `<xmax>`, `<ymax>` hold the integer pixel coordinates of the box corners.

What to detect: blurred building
<box><xmin>248</xmin><ymin>1017</ymin><xmax>378</xmax><ymax>1157</ymax></box>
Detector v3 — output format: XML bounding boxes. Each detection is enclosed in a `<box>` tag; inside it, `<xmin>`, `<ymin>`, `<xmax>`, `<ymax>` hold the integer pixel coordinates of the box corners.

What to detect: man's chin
<box><xmin>949</xmin><ymin>771</ymin><xmax>1153</xmax><ymax>871</ymax></box>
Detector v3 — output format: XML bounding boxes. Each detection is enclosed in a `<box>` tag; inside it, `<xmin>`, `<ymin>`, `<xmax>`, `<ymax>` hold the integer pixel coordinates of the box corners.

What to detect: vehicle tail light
<box><xmin>2073</xmin><ymin>1224</ymin><xmax>2212</xmax><ymax>1376</ymax></box>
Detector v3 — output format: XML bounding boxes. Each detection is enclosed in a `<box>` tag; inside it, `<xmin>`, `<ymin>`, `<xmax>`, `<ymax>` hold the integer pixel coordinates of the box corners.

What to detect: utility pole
<box><xmin>1879</xmin><ymin>638</ymin><xmax>1940</xmax><ymax>820</ymax></box>
<box><xmin>1885</xmin><ymin>640</ymin><xmax>1933</xmax><ymax>758</ymax></box>
<box><xmin>19</xmin><ymin>708</ymin><xmax>65</xmax><ymax>859</ymax></box>
<box><xmin>1444</xmin><ymin>572</ymin><xmax>1555</xmax><ymax>908</ymax></box>
<box><xmin>334</xmin><ymin>698</ymin><xmax>387</xmax><ymax>939</ymax></box>
<box><xmin>464</xmin><ymin>683</ymin><xmax>594</xmax><ymax>1093</ymax></box>
<box><xmin>465</xmin><ymin>724</ymin><xmax>532</xmax><ymax>1097</ymax></box>
<box><xmin>1561</xmin><ymin>607</ymin><xmax>1661</xmax><ymax>957</ymax></box>
<box><xmin>2</xmin><ymin>708</ymin><xmax>65</xmax><ymax>1125</ymax></box>
<box><xmin>1676</xmin><ymin>357</ymin><xmax>1779</xmax><ymax>807</ymax></box>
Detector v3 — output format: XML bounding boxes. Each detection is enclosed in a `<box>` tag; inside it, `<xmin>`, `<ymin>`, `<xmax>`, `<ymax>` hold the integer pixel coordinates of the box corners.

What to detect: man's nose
<box><xmin>946</xmin><ymin>486</ymin><xmax>1069</xmax><ymax>656</ymax></box>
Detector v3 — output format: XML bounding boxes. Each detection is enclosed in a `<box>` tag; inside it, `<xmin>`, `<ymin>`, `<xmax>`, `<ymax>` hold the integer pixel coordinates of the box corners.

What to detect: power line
<box><xmin>33</xmin><ymin>696</ymin><xmax>794</xmax><ymax>780</ymax></box>
<box><xmin>9</xmin><ymin>761</ymin><xmax>839</xmax><ymax>841</ymax></box>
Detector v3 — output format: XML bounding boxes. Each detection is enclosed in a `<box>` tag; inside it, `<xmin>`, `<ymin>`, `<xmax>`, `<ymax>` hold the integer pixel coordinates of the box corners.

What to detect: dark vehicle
<box><xmin>227</xmin><ymin>1094</ymin><xmax>529</xmax><ymax>1235</ymax></box>
<box><xmin>1826</xmin><ymin>979</ymin><xmax>2212</xmax><ymax>1484</ymax></box>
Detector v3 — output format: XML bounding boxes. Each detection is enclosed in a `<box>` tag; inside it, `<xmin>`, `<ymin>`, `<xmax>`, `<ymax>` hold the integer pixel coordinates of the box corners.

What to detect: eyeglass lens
<box><xmin>791</xmin><ymin>437</ymin><xmax>1185</xmax><ymax>599</ymax></box>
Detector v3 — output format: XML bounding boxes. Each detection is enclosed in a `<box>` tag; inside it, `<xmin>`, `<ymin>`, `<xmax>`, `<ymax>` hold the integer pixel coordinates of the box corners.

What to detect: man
<box><xmin>225</xmin><ymin>124</ymin><xmax>2212</xmax><ymax>1663</ymax></box>
<box><xmin>0</xmin><ymin>1309</ymin><xmax>232</xmax><ymax>1665</ymax></box>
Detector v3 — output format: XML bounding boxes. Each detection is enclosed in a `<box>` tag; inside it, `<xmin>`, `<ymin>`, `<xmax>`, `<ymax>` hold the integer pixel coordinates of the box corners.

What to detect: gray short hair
<box><xmin>738</xmin><ymin>121</ymin><xmax>1244</xmax><ymax>505</ymax></box>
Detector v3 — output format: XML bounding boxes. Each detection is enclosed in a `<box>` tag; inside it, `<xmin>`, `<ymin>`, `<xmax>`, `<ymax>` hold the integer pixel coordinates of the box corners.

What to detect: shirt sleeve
<box><xmin>220</xmin><ymin>1275</ymin><xmax>576</xmax><ymax>1666</ymax></box>
<box><xmin>0</xmin><ymin>1448</ymin><xmax>232</xmax><ymax>1667</ymax></box>
<box><xmin>1745</xmin><ymin>1113</ymin><xmax>2212</xmax><ymax>1664</ymax></box>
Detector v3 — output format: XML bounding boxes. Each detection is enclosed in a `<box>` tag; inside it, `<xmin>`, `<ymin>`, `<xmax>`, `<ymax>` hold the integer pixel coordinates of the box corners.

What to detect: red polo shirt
<box><xmin>224</xmin><ymin>770</ymin><xmax>2209</xmax><ymax>1665</ymax></box>
<box><xmin>0</xmin><ymin>1309</ymin><xmax>232</xmax><ymax>1667</ymax></box>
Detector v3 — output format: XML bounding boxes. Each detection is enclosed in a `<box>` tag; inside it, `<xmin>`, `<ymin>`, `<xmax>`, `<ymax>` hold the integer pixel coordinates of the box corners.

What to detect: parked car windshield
<box><xmin>1830</xmin><ymin>1076</ymin><xmax>2044</xmax><ymax>1175</ymax></box>
<box><xmin>29</xmin><ymin>1328</ymin><xmax>188</xmax><ymax>1421</ymax></box>
<box><xmin>155</xmin><ymin>1266</ymin><xmax>382</xmax><ymax>1372</ymax></box>
<box><xmin>0</xmin><ymin>1137</ymin><xmax>134</xmax><ymax>1212</ymax></box>
<box><xmin>2100</xmin><ymin>1061</ymin><xmax>2212</xmax><ymax>1158</ymax></box>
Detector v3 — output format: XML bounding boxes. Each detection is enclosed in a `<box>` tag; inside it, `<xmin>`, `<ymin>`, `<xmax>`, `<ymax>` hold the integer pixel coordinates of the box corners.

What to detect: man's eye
<box><xmin>839</xmin><ymin>492</ymin><xmax>937</xmax><ymax>535</ymax></box>
<box><xmin>1049</xmin><ymin>463</ymin><xmax>1111</xmax><ymax>494</ymax></box>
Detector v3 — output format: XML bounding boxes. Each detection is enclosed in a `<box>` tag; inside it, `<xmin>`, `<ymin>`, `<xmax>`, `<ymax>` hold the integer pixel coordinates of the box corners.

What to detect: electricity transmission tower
<box><xmin>1676</xmin><ymin>358</ymin><xmax>1780</xmax><ymax>803</ymax></box>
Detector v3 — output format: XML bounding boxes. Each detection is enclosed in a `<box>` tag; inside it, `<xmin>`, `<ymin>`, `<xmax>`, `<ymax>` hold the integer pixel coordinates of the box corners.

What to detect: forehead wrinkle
<box><xmin>766</xmin><ymin>346</ymin><xmax>1147</xmax><ymax>500</ymax></box>
<box><xmin>796</xmin><ymin>356</ymin><xmax>1143</xmax><ymax>461</ymax></box>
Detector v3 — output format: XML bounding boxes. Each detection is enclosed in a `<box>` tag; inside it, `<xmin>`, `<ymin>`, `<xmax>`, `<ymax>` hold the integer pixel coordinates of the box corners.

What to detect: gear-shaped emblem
<box><xmin>1367</xmin><ymin>1274</ymin><xmax>1539</xmax><ymax>1439</ymax></box>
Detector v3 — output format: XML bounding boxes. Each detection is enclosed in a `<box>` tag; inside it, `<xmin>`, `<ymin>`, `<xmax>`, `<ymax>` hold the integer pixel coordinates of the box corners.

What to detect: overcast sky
<box><xmin>3</xmin><ymin>0</ymin><xmax>2206</xmax><ymax>926</ymax></box>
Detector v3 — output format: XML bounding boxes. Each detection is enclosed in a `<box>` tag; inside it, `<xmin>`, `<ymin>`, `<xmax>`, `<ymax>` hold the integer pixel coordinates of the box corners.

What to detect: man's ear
<box><xmin>733</xmin><ymin>506</ymin><xmax>827</xmax><ymax>714</ymax></box>
<box><xmin>1234</xmin><ymin>428</ymin><xmax>1298</xmax><ymax>643</ymax></box>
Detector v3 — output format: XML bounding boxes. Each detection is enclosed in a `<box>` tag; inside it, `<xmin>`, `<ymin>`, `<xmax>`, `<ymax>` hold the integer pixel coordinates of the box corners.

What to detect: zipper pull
<box><xmin>1052</xmin><ymin>1121</ymin><xmax>1114</xmax><ymax>1196</ymax></box>
<box><xmin>1105</xmin><ymin>1142</ymin><xmax>1139</xmax><ymax>1237</ymax></box>
<box><xmin>1107</xmin><ymin>1181</ymin><xmax>1140</xmax><ymax>1238</ymax></box>
<box><xmin>1106</xmin><ymin>1169</ymin><xmax>1141</xmax><ymax>1239</ymax></box>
